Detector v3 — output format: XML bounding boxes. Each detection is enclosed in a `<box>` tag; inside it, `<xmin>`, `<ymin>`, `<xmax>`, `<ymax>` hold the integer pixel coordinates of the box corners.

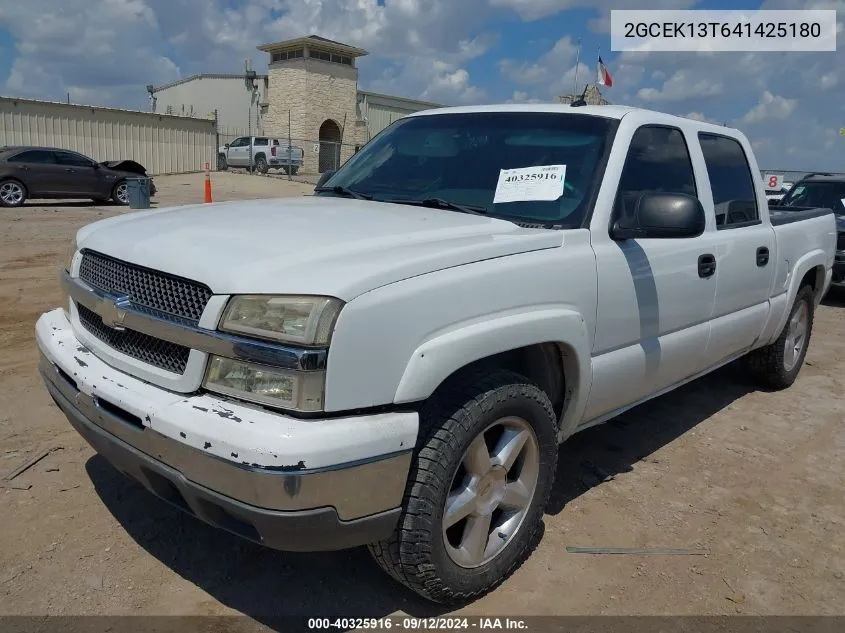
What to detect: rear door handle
<box><xmin>756</xmin><ymin>246</ymin><xmax>769</xmax><ymax>266</ymax></box>
<box><xmin>65</xmin><ymin>168</ymin><xmax>76</xmax><ymax>173</ymax></box>
<box><xmin>698</xmin><ymin>254</ymin><xmax>716</xmax><ymax>278</ymax></box>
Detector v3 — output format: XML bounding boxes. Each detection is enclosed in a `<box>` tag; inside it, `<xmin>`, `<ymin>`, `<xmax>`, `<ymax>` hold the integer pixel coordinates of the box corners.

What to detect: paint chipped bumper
<box><xmin>35</xmin><ymin>308</ymin><xmax>417</xmax><ymax>551</ymax></box>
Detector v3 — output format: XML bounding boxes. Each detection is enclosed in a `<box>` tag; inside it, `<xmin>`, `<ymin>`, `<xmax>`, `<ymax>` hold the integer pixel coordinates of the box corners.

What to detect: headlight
<box><xmin>219</xmin><ymin>295</ymin><xmax>343</xmax><ymax>346</ymax></box>
<box><xmin>64</xmin><ymin>236</ymin><xmax>78</xmax><ymax>272</ymax></box>
<box><xmin>203</xmin><ymin>355</ymin><xmax>325</xmax><ymax>412</ymax></box>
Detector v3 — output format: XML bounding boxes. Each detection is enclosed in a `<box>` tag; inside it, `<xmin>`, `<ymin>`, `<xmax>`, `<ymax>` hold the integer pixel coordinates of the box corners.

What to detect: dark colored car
<box><xmin>0</xmin><ymin>146</ymin><xmax>156</xmax><ymax>208</ymax></box>
<box><xmin>774</xmin><ymin>174</ymin><xmax>845</xmax><ymax>289</ymax></box>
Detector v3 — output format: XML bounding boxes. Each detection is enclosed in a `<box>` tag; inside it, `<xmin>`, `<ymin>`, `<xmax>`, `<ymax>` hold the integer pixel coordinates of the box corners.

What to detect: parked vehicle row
<box><xmin>0</xmin><ymin>146</ymin><xmax>156</xmax><ymax>208</ymax></box>
<box><xmin>218</xmin><ymin>136</ymin><xmax>304</xmax><ymax>175</ymax></box>
<box><xmin>772</xmin><ymin>173</ymin><xmax>845</xmax><ymax>290</ymax></box>
<box><xmin>36</xmin><ymin>104</ymin><xmax>836</xmax><ymax>607</ymax></box>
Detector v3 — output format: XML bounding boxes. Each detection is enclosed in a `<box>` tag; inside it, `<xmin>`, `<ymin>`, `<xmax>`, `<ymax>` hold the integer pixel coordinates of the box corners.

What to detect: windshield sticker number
<box><xmin>493</xmin><ymin>165</ymin><xmax>566</xmax><ymax>204</ymax></box>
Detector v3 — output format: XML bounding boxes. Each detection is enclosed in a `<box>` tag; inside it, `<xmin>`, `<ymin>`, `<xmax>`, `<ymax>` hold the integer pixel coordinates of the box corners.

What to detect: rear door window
<box><xmin>698</xmin><ymin>133</ymin><xmax>760</xmax><ymax>228</ymax></box>
<box><xmin>7</xmin><ymin>150</ymin><xmax>57</xmax><ymax>164</ymax></box>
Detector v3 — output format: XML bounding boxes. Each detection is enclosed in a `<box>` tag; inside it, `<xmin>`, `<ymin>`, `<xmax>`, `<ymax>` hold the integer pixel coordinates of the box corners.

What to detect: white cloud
<box><xmin>492</xmin><ymin>0</ymin><xmax>699</xmax><ymax>24</ymax></box>
<box><xmin>506</xmin><ymin>90</ymin><xmax>544</xmax><ymax>103</ymax></box>
<box><xmin>0</xmin><ymin>0</ymin><xmax>494</xmax><ymax>108</ymax></box>
<box><xmin>498</xmin><ymin>36</ymin><xmax>578</xmax><ymax>85</ymax></box>
<box><xmin>740</xmin><ymin>91</ymin><xmax>797</xmax><ymax>123</ymax></box>
<box><xmin>636</xmin><ymin>70</ymin><xmax>723</xmax><ymax>102</ymax></box>
<box><xmin>684</xmin><ymin>111</ymin><xmax>717</xmax><ymax>123</ymax></box>
<box><xmin>489</xmin><ymin>0</ymin><xmax>580</xmax><ymax>21</ymax></box>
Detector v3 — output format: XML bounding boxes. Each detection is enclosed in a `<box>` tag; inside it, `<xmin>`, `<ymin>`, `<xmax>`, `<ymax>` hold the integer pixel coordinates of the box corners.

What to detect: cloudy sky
<box><xmin>0</xmin><ymin>0</ymin><xmax>843</xmax><ymax>171</ymax></box>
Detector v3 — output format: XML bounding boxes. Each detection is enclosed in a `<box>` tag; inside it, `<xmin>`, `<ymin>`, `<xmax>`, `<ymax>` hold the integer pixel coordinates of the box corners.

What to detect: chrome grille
<box><xmin>79</xmin><ymin>250</ymin><xmax>212</xmax><ymax>323</ymax></box>
<box><xmin>77</xmin><ymin>304</ymin><xmax>190</xmax><ymax>374</ymax></box>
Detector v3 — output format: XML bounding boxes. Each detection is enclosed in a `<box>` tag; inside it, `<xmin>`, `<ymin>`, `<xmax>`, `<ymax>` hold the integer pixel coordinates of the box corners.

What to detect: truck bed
<box><xmin>768</xmin><ymin>206</ymin><xmax>833</xmax><ymax>226</ymax></box>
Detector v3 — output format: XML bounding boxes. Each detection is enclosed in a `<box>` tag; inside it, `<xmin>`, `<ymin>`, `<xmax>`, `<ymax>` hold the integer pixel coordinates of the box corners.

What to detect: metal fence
<box><xmin>215</xmin><ymin>135</ymin><xmax>362</xmax><ymax>185</ymax></box>
<box><xmin>0</xmin><ymin>96</ymin><xmax>217</xmax><ymax>175</ymax></box>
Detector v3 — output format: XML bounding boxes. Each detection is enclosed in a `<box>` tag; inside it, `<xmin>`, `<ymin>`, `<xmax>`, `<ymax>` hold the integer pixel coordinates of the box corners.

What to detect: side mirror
<box><xmin>314</xmin><ymin>170</ymin><xmax>336</xmax><ymax>189</ymax></box>
<box><xmin>224</xmin><ymin>144</ymin><xmax>229</xmax><ymax>149</ymax></box>
<box><xmin>610</xmin><ymin>192</ymin><xmax>706</xmax><ymax>240</ymax></box>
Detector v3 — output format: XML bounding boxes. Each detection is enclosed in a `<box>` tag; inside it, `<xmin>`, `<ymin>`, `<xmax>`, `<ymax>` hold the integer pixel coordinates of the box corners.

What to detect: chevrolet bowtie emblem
<box><xmin>99</xmin><ymin>295</ymin><xmax>132</xmax><ymax>330</ymax></box>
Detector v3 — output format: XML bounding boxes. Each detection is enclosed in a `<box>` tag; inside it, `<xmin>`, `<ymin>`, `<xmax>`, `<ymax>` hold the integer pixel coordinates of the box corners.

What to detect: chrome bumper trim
<box><xmin>39</xmin><ymin>352</ymin><xmax>412</xmax><ymax>520</ymax></box>
<box><xmin>61</xmin><ymin>267</ymin><xmax>327</xmax><ymax>370</ymax></box>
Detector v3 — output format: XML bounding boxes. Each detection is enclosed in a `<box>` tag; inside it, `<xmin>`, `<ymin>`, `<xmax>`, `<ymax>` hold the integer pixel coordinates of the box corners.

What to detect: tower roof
<box><xmin>257</xmin><ymin>35</ymin><xmax>369</xmax><ymax>57</ymax></box>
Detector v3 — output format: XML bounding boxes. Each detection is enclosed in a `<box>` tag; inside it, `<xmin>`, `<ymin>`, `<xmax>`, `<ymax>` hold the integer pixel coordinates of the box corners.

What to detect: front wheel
<box><xmin>112</xmin><ymin>181</ymin><xmax>129</xmax><ymax>206</ymax></box>
<box><xmin>369</xmin><ymin>368</ymin><xmax>559</xmax><ymax>605</ymax></box>
<box><xmin>0</xmin><ymin>179</ymin><xmax>27</xmax><ymax>207</ymax></box>
<box><xmin>217</xmin><ymin>154</ymin><xmax>228</xmax><ymax>170</ymax></box>
<box><xmin>744</xmin><ymin>284</ymin><xmax>815</xmax><ymax>390</ymax></box>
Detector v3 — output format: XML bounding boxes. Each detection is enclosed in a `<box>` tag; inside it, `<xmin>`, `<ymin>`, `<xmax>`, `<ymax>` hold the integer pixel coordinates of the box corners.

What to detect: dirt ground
<box><xmin>1</xmin><ymin>170</ymin><xmax>844</xmax><ymax>624</ymax></box>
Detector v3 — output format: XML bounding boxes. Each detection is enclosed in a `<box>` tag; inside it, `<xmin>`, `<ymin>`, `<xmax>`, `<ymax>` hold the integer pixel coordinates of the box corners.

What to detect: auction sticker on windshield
<box><xmin>493</xmin><ymin>165</ymin><xmax>566</xmax><ymax>204</ymax></box>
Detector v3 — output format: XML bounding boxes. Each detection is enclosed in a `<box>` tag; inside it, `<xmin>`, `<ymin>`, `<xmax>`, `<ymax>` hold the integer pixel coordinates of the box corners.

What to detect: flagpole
<box><xmin>572</xmin><ymin>37</ymin><xmax>582</xmax><ymax>96</ymax></box>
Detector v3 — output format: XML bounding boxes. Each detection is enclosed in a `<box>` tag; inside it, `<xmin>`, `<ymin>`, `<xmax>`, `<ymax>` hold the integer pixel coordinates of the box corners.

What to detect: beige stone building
<box><xmin>150</xmin><ymin>34</ymin><xmax>442</xmax><ymax>175</ymax></box>
<box><xmin>256</xmin><ymin>35</ymin><xmax>441</xmax><ymax>174</ymax></box>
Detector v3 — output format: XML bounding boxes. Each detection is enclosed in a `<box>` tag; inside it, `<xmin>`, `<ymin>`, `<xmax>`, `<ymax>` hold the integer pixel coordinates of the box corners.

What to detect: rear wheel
<box><xmin>369</xmin><ymin>368</ymin><xmax>559</xmax><ymax>605</ymax></box>
<box><xmin>112</xmin><ymin>180</ymin><xmax>129</xmax><ymax>206</ymax></box>
<box><xmin>255</xmin><ymin>155</ymin><xmax>268</xmax><ymax>174</ymax></box>
<box><xmin>0</xmin><ymin>179</ymin><xmax>27</xmax><ymax>207</ymax></box>
<box><xmin>744</xmin><ymin>284</ymin><xmax>815</xmax><ymax>389</ymax></box>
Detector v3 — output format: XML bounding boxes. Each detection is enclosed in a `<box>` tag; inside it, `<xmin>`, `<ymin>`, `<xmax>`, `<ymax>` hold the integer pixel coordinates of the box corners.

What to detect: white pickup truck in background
<box><xmin>36</xmin><ymin>104</ymin><xmax>836</xmax><ymax>606</ymax></box>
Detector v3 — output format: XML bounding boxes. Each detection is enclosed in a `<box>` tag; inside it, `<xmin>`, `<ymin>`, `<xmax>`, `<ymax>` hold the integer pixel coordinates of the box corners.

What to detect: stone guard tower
<box><xmin>257</xmin><ymin>35</ymin><xmax>370</xmax><ymax>174</ymax></box>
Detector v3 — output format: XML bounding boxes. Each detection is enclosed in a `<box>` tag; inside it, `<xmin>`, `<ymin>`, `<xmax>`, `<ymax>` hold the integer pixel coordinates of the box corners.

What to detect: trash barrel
<box><xmin>126</xmin><ymin>177</ymin><xmax>151</xmax><ymax>209</ymax></box>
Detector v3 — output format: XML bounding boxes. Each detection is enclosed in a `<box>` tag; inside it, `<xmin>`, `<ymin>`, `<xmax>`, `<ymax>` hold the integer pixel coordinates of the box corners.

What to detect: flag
<box><xmin>597</xmin><ymin>55</ymin><xmax>613</xmax><ymax>87</ymax></box>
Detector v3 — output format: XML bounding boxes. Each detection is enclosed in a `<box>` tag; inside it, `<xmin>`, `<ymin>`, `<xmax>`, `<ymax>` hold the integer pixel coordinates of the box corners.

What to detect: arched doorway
<box><xmin>318</xmin><ymin>119</ymin><xmax>342</xmax><ymax>173</ymax></box>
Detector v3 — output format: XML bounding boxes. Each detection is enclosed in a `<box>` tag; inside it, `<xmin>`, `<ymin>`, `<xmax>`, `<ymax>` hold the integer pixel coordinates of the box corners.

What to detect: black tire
<box><xmin>744</xmin><ymin>284</ymin><xmax>815</xmax><ymax>390</ymax></box>
<box><xmin>111</xmin><ymin>180</ymin><xmax>129</xmax><ymax>206</ymax></box>
<box><xmin>0</xmin><ymin>178</ymin><xmax>27</xmax><ymax>207</ymax></box>
<box><xmin>217</xmin><ymin>154</ymin><xmax>228</xmax><ymax>171</ymax></box>
<box><xmin>255</xmin><ymin>155</ymin><xmax>268</xmax><ymax>174</ymax></box>
<box><xmin>290</xmin><ymin>166</ymin><xmax>299</xmax><ymax>176</ymax></box>
<box><xmin>368</xmin><ymin>368</ymin><xmax>559</xmax><ymax>605</ymax></box>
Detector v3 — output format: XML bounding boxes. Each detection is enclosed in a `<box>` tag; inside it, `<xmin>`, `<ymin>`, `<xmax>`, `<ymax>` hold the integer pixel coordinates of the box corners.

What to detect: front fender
<box><xmin>393</xmin><ymin>307</ymin><xmax>593</xmax><ymax>439</ymax></box>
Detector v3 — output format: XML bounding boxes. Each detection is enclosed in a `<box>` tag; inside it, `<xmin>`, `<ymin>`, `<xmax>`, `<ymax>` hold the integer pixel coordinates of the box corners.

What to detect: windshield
<box><xmin>316</xmin><ymin>111</ymin><xmax>618</xmax><ymax>227</ymax></box>
<box><xmin>779</xmin><ymin>180</ymin><xmax>845</xmax><ymax>214</ymax></box>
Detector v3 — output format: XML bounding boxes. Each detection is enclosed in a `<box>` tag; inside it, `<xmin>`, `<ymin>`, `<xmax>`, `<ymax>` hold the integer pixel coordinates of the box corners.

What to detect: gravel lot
<box><xmin>1</xmin><ymin>171</ymin><xmax>844</xmax><ymax>623</ymax></box>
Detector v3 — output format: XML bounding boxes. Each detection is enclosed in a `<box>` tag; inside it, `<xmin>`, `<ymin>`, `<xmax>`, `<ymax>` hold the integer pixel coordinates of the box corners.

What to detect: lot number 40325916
<box><xmin>505</xmin><ymin>171</ymin><xmax>560</xmax><ymax>183</ymax></box>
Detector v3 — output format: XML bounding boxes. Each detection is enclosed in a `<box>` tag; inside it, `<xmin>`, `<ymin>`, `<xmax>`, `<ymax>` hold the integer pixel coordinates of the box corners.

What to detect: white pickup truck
<box><xmin>218</xmin><ymin>135</ymin><xmax>304</xmax><ymax>175</ymax></box>
<box><xmin>36</xmin><ymin>104</ymin><xmax>837</xmax><ymax>605</ymax></box>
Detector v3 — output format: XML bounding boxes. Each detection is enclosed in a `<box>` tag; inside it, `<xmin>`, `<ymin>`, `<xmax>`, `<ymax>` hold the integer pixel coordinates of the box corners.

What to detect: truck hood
<box><xmin>76</xmin><ymin>196</ymin><xmax>563</xmax><ymax>300</ymax></box>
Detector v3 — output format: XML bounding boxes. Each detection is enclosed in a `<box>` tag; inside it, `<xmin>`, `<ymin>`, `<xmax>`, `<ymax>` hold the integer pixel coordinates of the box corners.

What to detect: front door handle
<box><xmin>65</xmin><ymin>168</ymin><xmax>76</xmax><ymax>173</ymax></box>
<box><xmin>756</xmin><ymin>246</ymin><xmax>769</xmax><ymax>266</ymax></box>
<box><xmin>698</xmin><ymin>254</ymin><xmax>716</xmax><ymax>278</ymax></box>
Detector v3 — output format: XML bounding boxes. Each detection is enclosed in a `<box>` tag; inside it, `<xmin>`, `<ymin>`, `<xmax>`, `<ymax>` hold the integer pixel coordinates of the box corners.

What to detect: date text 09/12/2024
<box><xmin>307</xmin><ymin>617</ymin><xmax>529</xmax><ymax>630</ymax></box>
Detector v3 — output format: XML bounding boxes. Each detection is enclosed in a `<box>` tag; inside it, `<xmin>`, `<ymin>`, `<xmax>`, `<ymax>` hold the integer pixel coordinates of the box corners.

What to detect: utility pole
<box><xmin>288</xmin><ymin>109</ymin><xmax>292</xmax><ymax>181</ymax></box>
<box><xmin>245</xmin><ymin>59</ymin><xmax>256</xmax><ymax>172</ymax></box>
<box><xmin>572</xmin><ymin>37</ymin><xmax>582</xmax><ymax>97</ymax></box>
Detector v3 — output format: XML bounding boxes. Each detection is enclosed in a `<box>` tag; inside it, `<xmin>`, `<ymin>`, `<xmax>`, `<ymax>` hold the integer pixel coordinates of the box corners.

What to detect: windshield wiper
<box><xmin>314</xmin><ymin>185</ymin><xmax>372</xmax><ymax>200</ymax></box>
<box><xmin>384</xmin><ymin>197</ymin><xmax>488</xmax><ymax>216</ymax></box>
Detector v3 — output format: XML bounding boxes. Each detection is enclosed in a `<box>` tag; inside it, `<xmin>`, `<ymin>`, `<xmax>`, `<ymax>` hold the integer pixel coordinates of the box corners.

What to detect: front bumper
<box><xmin>36</xmin><ymin>309</ymin><xmax>418</xmax><ymax>552</ymax></box>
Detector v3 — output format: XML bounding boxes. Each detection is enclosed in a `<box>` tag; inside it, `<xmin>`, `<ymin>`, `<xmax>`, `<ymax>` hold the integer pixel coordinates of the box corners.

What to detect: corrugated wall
<box><xmin>365</xmin><ymin>103</ymin><xmax>414</xmax><ymax>140</ymax></box>
<box><xmin>0</xmin><ymin>97</ymin><xmax>217</xmax><ymax>175</ymax></box>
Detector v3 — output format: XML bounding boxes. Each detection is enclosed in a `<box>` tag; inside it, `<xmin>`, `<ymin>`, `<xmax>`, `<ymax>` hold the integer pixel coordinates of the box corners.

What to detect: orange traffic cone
<box><xmin>204</xmin><ymin>163</ymin><xmax>213</xmax><ymax>203</ymax></box>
